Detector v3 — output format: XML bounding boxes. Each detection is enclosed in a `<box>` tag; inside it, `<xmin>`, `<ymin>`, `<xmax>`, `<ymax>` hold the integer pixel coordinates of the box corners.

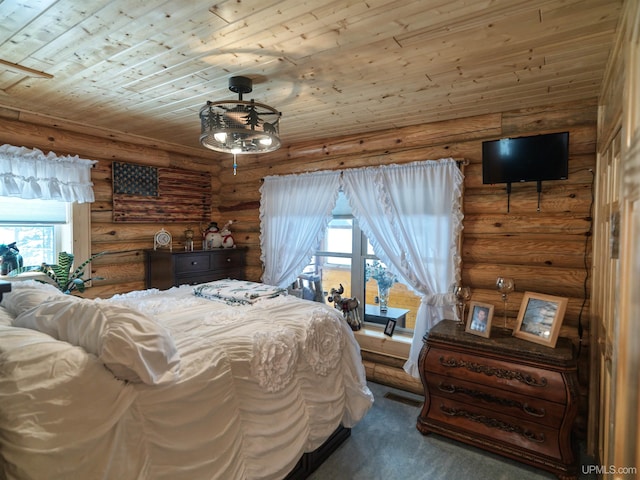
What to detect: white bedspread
<box><xmin>0</xmin><ymin>283</ymin><xmax>373</xmax><ymax>480</ymax></box>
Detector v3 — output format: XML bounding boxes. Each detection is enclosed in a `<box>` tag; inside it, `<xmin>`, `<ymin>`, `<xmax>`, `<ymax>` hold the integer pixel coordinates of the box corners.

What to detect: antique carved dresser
<box><xmin>417</xmin><ymin>319</ymin><xmax>579</xmax><ymax>480</ymax></box>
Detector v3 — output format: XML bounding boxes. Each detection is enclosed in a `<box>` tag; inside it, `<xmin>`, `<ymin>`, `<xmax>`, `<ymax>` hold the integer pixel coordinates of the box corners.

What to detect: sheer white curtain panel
<box><xmin>0</xmin><ymin>144</ymin><xmax>96</xmax><ymax>203</ymax></box>
<box><xmin>260</xmin><ymin>171</ymin><xmax>341</xmax><ymax>287</ymax></box>
<box><xmin>342</xmin><ymin>159</ymin><xmax>464</xmax><ymax>377</ymax></box>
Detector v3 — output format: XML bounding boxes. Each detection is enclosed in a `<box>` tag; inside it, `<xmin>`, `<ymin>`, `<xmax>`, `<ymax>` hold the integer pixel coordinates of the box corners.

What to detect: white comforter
<box><xmin>0</xmin><ymin>283</ymin><xmax>373</xmax><ymax>480</ymax></box>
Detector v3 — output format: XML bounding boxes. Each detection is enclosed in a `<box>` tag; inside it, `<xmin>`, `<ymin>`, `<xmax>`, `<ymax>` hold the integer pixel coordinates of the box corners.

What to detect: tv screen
<box><xmin>482</xmin><ymin>132</ymin><xmax>569</xmax><ymax>184</ymax></box>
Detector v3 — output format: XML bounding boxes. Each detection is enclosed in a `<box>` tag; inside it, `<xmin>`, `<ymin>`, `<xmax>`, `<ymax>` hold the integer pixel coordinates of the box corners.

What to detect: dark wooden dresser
<box><xmin>145</xmin><ymin>248</ymin><xmax>247</xmax><ymax>290</ymax></box>
<box><xmin>417</xmin><ymin>320</ymin><xmax>578</xmax><ymax>480</ymax></box>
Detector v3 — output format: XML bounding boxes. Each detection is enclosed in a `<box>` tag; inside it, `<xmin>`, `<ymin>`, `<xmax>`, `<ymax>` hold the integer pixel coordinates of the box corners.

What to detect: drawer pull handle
<box><xmin>438</xmin><ymin>382</ymin><xmax>457</xmax><ymax>394</ymax></box>
<box><xmin>438</xmin><ymin>356</ymin><xmax>548</xmax><ymax>387</ymax></box>
<box><xmin>226</xmin><ymin>258</ymin><xmax>231</xmax><ymax>262</ymax></box>
<box><xmin>440</xmin><ymin>405</ymin><xmax>545</xmax><ymax>443</ymax></box>
<box><xmin>523</xmin><ymin>403</ymin><xmax>546</xmax><ymax>418</ymax></box>
<box><xmin>191</xmin><ymin>261</ymin><xmax>198</xmax><ymax>265</ymax></box>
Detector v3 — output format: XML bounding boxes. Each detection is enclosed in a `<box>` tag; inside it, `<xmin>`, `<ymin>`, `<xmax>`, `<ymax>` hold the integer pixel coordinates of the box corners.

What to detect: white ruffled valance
<box><xmin>0</xmin><ymin>144</ymin><xmax>96</xmax><ymax>203</ymax></box>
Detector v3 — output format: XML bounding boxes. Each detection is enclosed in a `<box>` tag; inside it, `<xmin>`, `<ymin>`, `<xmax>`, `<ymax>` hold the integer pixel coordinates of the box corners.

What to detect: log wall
<box><xmin>219</xmin><ymin>99</ymin><xmax>596</xmax><ymax>339</ymax></box>
<box><xmin>0</xmin><ymin>106</ymin><xmax>225</xmax><ymax>298</ymax></box>
<box><xmin>0</xmin><ymin>97</ymin><xmax>596</xmax><ymax>433</ymax></box>
<box><xmin>215</xmin><ymin>98</ymin><xmax>597</xmax><ymax>431</ymax></box>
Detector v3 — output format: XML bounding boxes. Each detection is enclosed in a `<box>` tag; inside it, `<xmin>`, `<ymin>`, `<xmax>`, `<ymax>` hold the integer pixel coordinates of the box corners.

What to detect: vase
<box><xmin>377</xmin><ymin>283</ymin><xmax>390</xmax><ymax>313</ymax></box>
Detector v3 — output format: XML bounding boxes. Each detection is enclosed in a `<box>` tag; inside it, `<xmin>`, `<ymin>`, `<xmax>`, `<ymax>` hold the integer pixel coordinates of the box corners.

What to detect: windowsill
<box><xmin>0</xmin><ymin>272</ymin><xmax>50</xmax><ymax>282</ymax></box>
<box><xmin>355</xmin><ymin>324</ymin><xmax>413</xmax><ymax>342</ymax></box>
<box><xmin>353</xmin><ymin>324</ymin><xmax>412</xmax><ymax>360</ymax></box>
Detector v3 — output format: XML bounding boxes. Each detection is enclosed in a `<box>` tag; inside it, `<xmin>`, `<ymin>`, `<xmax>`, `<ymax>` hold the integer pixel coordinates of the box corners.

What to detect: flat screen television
<box><xmin>482</xmin><ymin>132</ymin><xmax>569</xmax><ymax>185</ymax></box>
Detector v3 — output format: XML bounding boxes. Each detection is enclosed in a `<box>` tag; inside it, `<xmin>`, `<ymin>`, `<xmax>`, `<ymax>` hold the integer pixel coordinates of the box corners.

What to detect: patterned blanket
<box><xmin>193</xmin><ymin>279</ymin><xmax>287</xmax><ymax>305</ymax></box>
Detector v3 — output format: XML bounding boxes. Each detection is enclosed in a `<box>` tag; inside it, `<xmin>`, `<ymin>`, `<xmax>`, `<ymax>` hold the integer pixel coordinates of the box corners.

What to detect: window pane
<box><xmin>0</xmin><ymin>198</ymin><xmax>67</xmax><ymax>223</ymax></box>
<box><xmin>0</xmin><ymin>226</ymin><xmax>56</xmax><ymax>266</ymax></box>
<box><xmin>300</xmin><ymin>255</ymin><xmax>352</xmax><ymax>300</ymax></box>
<box><xmin>0</xmin><ymin>199</ymin><xmax>73</xmax><ymax>271</ymax></box>
<box><xmin>323</xmin><ymin>218</ymin><xmax>352</xmax><ymax>254</ymax></box>
<box><xmin>363</xmin><ymin>258</ymin><xmax>420</xmax><ymax>330</ymax></box>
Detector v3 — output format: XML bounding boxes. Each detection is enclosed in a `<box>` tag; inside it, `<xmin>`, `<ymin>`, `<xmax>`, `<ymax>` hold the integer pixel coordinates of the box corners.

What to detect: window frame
<box><xmin>0</xmin><ymin>201</ymin><xmax>91</xmax><ymax>278</ymax></box>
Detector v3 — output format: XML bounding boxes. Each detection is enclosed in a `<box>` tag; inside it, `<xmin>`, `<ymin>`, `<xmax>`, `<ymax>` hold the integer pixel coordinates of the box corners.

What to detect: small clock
<box><xmin>154</xmin><ymin>228</ymin><xmax>172</xmax><ymax>251</ymax></box>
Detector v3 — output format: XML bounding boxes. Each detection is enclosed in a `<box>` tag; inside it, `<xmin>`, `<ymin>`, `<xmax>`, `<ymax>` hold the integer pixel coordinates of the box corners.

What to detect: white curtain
<box><xmin>260</xmin><ymin>170</ymin><xmax>341</xmax><ymax>287</ymax></box>
<box><xmin>342</xmin><ymin>159</ymin><xmax>463</xmax><ymax>377</ymax></box>
<box><xmin>0</xmin><ymin>144</ymin><xmax>96</xmax><ymax>203</ymax></box>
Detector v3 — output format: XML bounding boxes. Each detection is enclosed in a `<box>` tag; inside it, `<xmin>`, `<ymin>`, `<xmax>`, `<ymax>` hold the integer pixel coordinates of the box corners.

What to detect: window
<box><xmin>305</xmin><ymin>192</ymin><xmax>420</xmax><ymax>332</ymax></box>
<box><xmin>260</xmin><ymin>161</ymin><xmax>463</xmax><ymax>375</ymax></box>
<box><xmin>0</xmin><ymin>197</ymin><xmax>91</xmax><ymax>274</ymax></box>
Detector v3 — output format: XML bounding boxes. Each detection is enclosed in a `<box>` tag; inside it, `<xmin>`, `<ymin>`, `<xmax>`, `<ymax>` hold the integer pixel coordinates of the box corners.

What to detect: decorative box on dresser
<box><xmin>417</xmin><ymin>320</ymin><xmax>578</xmax><ymax>480</ymax></box>
<box><xmin>145</xmin><ymin>248</ymin><xmax>247</xmax><ymax>290</ymax></box>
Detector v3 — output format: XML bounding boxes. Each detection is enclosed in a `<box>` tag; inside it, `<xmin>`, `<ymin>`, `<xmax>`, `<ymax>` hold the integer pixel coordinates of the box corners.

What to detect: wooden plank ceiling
<box><xmin>0</xmin><ymin>0</ymin><xmax>623</xmax><ymax>151</ymax></box>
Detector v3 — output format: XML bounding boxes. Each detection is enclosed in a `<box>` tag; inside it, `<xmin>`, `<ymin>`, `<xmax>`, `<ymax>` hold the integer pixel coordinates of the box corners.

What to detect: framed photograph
<box><xmin>513</xmin><ymin>292</ymin><xmax>568</xmax><ymax>347</ymax></box>
<box><xmin>384</xmin><ymin>318</ymin><xmax>397</xmax><ymax>337</ymax></box>
<box><xmin>465</xmin><ymin>302</ymin><xmax>494</xmax><ymax>338</ymax></box>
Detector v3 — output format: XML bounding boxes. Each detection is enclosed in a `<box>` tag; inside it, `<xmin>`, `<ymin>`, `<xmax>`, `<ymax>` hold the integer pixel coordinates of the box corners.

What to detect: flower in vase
<box><xmin>365</xmin><ymin>260</ymin><xmax>398</xmax><ymax>290</ymax></box>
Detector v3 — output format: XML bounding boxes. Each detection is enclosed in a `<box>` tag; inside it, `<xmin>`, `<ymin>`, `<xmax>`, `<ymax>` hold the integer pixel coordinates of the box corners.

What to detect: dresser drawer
<box><xmin>427</xmin><ymin>395</ymin><xmax>563</xmax><ymax>460</ymax></box>
<box><xmin>210</xmin><ymin>250</ymin><xmax>246</xmax><ymax>269</ymax></box>
<box><xmin>176</xmin><ymin>271</ymin><xmax>229</xmax><ymax>285</ymax></box>
<box><xmin>424</xmin><ymin>347</ymin><xmax>567</xmax><ymax>404</ymax></box>
<box><xmin>175</xmin><ymin>254</ymin><xmax>210</xmax><ymax>274</ymax></box>
<box><xmin>425</xmin><ymin>373</ymin><xmax>566</xmax><ymax>428</ymax></box>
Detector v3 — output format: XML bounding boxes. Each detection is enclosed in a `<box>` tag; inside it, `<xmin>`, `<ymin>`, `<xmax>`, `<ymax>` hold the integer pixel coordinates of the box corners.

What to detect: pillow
<box><xmin>13</xmin><ymin>298</ymin><xmax>180</xmax><ymax>385</ymax></box>
<box><xmin>0</xmin><ymin>280</ymin><xmax>67</xmax><ymax>317</ymax></box>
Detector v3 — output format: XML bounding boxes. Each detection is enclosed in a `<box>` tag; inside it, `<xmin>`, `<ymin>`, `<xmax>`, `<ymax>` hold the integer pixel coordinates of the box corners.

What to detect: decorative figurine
<box><xmin>220</xmin><ymin>220</ymin><xmax>235</xmax><ymax>248</ymax></box>
<box><xmin>328</xmin><ymin>284</ymin><xmax>362</xmax><ymax>331</ymax></box>
<box><xmin>184</xmin><ymin>227</ymin><xmax>195</xmax><ymax>251</ymax></box>
<box><xmin>0</xmin><ymin>242</ymin><xmax>23</xmax><ymax>275</ymax></box>
<box><xmin>201</xmin><ymin>222</ymin><xmax>222</xmax><ymax>249</ymax></box>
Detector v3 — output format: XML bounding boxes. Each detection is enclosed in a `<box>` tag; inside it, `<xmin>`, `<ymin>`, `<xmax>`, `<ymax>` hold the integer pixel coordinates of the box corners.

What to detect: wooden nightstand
<box><xmin>417</xmin><ymin>319</ymin><xmax>578</xmax><ymax>480</ymax></box>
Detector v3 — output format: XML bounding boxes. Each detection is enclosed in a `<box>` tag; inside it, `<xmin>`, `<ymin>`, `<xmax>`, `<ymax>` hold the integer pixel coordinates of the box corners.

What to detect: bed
<box><xmin>0</xmin><ymin>279</ymin><xmax>373</xmax><ymax>480</ymax></box>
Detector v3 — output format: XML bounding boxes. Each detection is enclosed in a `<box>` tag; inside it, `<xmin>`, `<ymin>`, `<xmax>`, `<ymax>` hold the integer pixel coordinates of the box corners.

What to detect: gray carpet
<box><xmin>308</xmin><ymin>382</ymin><xmax>596</xmax><ymax>480</ymax></box>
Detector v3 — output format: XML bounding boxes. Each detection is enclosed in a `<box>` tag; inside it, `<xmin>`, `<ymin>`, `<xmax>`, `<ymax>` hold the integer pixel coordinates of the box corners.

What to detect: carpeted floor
<box><xmin>308</xmin><ymin>382</ymin><xmax>596</xmax><ymax>480</ymax></box>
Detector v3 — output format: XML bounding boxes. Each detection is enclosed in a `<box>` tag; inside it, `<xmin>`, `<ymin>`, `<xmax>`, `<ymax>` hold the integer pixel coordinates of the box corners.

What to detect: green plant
<box><xmin>10</xmin><ymin>251</ymin><xmax>105</xmax><ymax>294</ymax></box>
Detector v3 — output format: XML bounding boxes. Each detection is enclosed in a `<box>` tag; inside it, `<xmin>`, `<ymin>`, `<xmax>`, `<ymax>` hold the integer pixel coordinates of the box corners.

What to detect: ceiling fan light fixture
<box><xmin>199</xmin><ymin>76</ymin><xmax>282</xmax><ymax>155</ymax></box>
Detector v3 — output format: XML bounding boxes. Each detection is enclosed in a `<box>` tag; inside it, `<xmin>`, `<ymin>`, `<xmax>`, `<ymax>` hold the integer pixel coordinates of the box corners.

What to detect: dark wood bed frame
<box><xmin>285</xmin><ymin>425</ymin><xmax>351</xmax><ymax>480</ymax></box>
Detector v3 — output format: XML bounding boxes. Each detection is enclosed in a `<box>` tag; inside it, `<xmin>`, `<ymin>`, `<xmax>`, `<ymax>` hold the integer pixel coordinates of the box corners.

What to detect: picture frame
<box><xmin>513</xmin><ymin>292</ymin><xmax>568</xmax><ymax>347</ymax></box>
<box><xmin>384</xmin><ymin>318</ymin><xmax>397</xmax><ymax>337</ymax></box>
<box><xmin>465</xmin><ymin>302</ymin><xmax>494</xmax><ymax>338</ymax></box>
